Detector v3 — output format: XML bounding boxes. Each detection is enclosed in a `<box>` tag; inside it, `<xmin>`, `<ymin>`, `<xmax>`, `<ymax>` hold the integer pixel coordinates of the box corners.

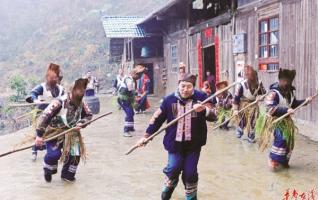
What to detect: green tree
<box><xmin>9</xmin><ymin>75</ymin><xmax>27</xmax><ymax>102</ymax></box>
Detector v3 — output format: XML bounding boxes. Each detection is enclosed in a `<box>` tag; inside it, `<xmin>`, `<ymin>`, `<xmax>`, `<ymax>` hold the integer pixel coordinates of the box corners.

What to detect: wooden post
<box><xmin>231</xmin><ymin>0</ymin><xmax>236</xmax><ymax>12</ymax></box>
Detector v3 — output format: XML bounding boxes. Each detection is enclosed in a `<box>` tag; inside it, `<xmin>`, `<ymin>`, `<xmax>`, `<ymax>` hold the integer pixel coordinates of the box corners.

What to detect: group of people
<box><xmin>27</xmin><ymin>63</ymin><xmax>93</xmax><ymax>182</ymax></box>
<box><xmin>133</xmin><ymin>64</ymin><xmax>313</xmax><ymax>200</ymax></box>
<box><xmin>24</xmin><ymin>61</ymin><xmax>313</xmax><ymax>200</ymax></box>
<box><xmin>112</xmin><ymin>65</ymin><xmax>151</xmax><ymax>137</ymax></box>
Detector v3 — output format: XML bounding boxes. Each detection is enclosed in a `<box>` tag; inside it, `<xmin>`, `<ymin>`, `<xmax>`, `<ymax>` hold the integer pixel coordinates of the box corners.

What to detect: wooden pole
<box><xmin>125</xmin><ymin>80</ymin><xmax>243</xmax><ymax>155</ymax></box>
<box><xmin>8</xmin><ymin>102</ymin><xmax>50</xmax><ymax>108</ymax></box>
<box><xmin>272</xmin><ymin>92</ymin><xmax>318</xmax><ymax>124</ymax></box>
<box><xmin>231</xmin><ymin>0</ymin><xmax>237</xmax><ymax>12</ymax></box>
<box><xmin>14</xmin><ymin>110</ymin><xmax>42</xmax><ymax>121</ymax></box>
<box><xmin>0</xmin><ymin>112</ymin><xmax>112</xmax><ymax>158</ymax></box>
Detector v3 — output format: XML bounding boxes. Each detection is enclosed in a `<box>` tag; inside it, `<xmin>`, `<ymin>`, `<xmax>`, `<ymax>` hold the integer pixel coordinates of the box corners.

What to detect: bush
<box><xmin>9</xmin><ymin>75</ymin><xmax>27</xmax><ymax>102</ymax></box>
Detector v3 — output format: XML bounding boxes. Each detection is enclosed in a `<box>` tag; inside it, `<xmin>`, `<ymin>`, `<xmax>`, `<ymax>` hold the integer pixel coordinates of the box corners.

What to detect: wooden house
<box><xmin>101</xmin><ymin>16</ymin><xmax>164</xmax><ymax>96</ymax></box>
<box><xmin>102</xmin><ymin>0</ymin><xmax>318</xmax><ymax>127</ymax></box>
<box><xmin>138</xmin><ymin>0</ymin><xmax>318</xmax><ymax>124</ymax></box>
<box><xmin>138</xmin><ymin>0</ymin><xmax>236</xmax><ymax>94</ymax></box>
<box><xmin>235</xmin><ymin>0</ymin><xmax>318</xmax><ymax>123</ymax></box>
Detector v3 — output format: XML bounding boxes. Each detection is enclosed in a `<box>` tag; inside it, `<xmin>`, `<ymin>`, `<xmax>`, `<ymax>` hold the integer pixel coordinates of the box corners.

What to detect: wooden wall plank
<box><xmin>234</xmin><ymin>0</ymin><xmax>317</xmax><ymax>122</ymax></box>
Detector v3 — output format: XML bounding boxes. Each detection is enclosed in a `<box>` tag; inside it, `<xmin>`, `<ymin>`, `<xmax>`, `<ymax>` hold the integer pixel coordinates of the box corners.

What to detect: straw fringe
<box><xmin>232</xmin><ymin>100</ymin><xmax>259</xmax><ymax>134</ymax></box>
<box><xmin>13</xmin><ymin>108</ymin><xmax>42</xmax><ymax>149</ymax></box>
<box><xmin>256</xmin><ymin>113</ymin><xmax>297</xmax><ymax>152</ymax></box>
<box><xmin>217</xmin><ymin>107</ymin><xmax>231</xmax><ymax>125</ymax></box>
<box><xmin>61</xmin><ymin>131</ymin><xmax>86</xmax><ymax>163</ymax></box>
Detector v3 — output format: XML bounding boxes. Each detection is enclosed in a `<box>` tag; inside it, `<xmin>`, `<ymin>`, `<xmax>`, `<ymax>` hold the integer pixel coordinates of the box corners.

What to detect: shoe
<box><xmin>44</xmin><ymin>169</ymin><xmax>52</xmax><ymax>183</ymax></box>
<box><xmin>61</xmin><ymin>176</ymin><xmax>76</xmax><ymax>183</ymax></box>
<box><xmin>248</xmin><ymin>138</ymin><xmax>256</xmax><ymax>143</ymax></box>
<box><xmin>123</xmin><ymin>132</ymin><xmax>132</xmax><ymax>137</ymax></box>
<box><xmin>247</xmin><ymin>133</ymin><xmax>256</xmax><ymax>143</ymax></box>
<box><xmin>161</xmin><ymin>188</ymin><xmax>174</xmax><ymax>200</ymax></box>
<box><xmin>161</xmin><ymin>191</ymin><xmax>172</xmax><ymax>200</ymax></box>
<box><xmin>31</xmin><ymin>152</ymin><xmax>37</xmax><ymax>162</ymax></box>
<box><xmin>236</xmin><ymin>129</ymin><xmax>243</xmax><ymax>138</ymax></box>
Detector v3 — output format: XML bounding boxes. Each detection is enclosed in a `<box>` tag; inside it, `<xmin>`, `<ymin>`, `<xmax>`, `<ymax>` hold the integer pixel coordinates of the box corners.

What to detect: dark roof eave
<box><xmin>188</xmin><ymin>12</ymin><xmax>232</xmax><ymax>35</ymax></box>
<box><xmin>138</xmin><ymin>0</ymin><xmax>182</xmax><ymax>25</ymax></box>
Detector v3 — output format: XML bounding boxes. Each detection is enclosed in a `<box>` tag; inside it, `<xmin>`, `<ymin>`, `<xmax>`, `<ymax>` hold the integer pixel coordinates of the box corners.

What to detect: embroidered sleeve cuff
<box><xmin>146</xmin><ymin>126</ymin><xmax>154</xmax><ymax>136</ymax></box>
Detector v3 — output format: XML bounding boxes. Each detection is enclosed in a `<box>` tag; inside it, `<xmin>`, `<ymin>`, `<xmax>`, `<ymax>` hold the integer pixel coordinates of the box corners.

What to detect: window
<box><xmin>259</xmin><ymin>63</ymin><xmax>279</xmax><ymax>71</ymax></box>
<box><xmin>258</xmin><ymin>17</ymin><xmax>279</xmax><ymax>71</ymax></box>
<box><xmin>171</xmin><ymin>45</ymin><xmax>178</xmax><ymax>72</ymax></box>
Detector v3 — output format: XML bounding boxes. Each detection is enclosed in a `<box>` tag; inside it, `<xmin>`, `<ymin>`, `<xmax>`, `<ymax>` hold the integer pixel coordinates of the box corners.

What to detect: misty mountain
<box><xmin>0</xmin><ymin>0</ymin><xmax>167</xmax><ymax>93</ymax></box>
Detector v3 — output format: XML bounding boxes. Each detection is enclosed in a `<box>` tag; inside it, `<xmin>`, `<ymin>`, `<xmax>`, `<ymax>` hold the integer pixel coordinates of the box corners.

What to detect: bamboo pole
<box><xmin>14</xmin><ymin>112</ymin><xmax>33</xmax><ymax>121</ymax></box>
<box><xmin>125</xmin><ymin>80</ymin><xmax>243</xmax><ymax>155</ymax></box>
<box><xmin>0</xmin><ymin>112</ymin><xmax>112</xmax><ymax>158</ymax></box>
<box><xmin>8</xmin><ymin>102</ymin><xmax>50</xmax><ymax>108</ymax></box>
<box><xmin>14</xmin><ymin>110</ymin><xmax>41</xmax><ymax>121</ymax></box>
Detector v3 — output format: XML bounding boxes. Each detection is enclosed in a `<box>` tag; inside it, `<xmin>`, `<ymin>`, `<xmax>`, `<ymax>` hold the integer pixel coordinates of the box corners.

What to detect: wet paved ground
<box><xmin>0</xmin><ymin>95</ymin><xmax>317</xmax><ymax>200</ymax></box>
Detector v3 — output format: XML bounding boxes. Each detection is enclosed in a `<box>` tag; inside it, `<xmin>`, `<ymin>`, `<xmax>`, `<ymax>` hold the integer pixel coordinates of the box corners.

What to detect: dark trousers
<box><xmin>236</xmin><ymin>114</ymin><xmax>256</xmax><ymax>141</ymax></box>
<box><xmin>135</xmin><ymin>95</ymin><xmax>148</xmax><ymax>112</ymax></box>
<box><xmin>43</xmin><ymin>140</ymin><xmax>80</xmax><ymax>179</ymax></box>
<box><xmin>118</xmin><ymin>99</ymin><xmax>135</xmax><ymax>132</ymax></box>
<box><xmin>269</xmin><ymin>128</ymin><xmax>292</xmax><ymax>166</ymax></box>
<box><xmin>162</xmin><ymin>148</ymin><xmax>201</xmax><ymax>200</ymax></box>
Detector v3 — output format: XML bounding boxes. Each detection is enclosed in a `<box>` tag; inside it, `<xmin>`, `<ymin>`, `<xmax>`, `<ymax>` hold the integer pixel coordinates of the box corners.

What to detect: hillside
<box><xmin>0</xmin><ymin>0</ymin><xmax>168</xmax><ymax>94</ymax></box>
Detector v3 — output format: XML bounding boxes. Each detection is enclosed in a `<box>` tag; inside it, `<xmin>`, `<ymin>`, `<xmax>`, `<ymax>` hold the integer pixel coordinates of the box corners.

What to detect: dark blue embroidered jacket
<box><xmin>146</xmin><ymin>90</ymin><xmax>216</xmax><ymax>153</ymax></box>
<box><xmin>36</xmin><ymin>99</ymin><xmax>92</xmax><ymax>137</ymax></box>
<box><xmin>265</xmin><ymin>82</ymin><xmax>305</xmax><ymax>117</ymax></box>
<box><xmin>233</xmin><ymin>81</ymin><xmax>266</xmax><ymax>106</ymax></box>
<box><xmin>26</xmin><ymin>83</ymin><xmax>65</xmax><ymax>110</ymax></box>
